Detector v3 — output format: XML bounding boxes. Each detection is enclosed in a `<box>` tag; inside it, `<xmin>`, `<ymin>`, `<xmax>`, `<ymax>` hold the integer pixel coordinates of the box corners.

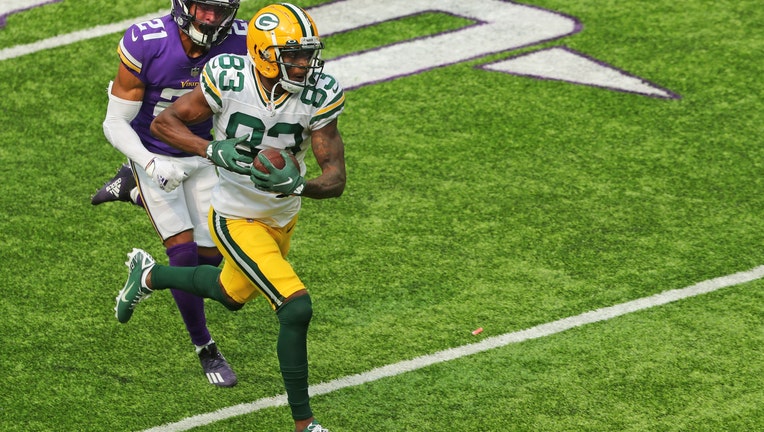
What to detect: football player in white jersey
<box><xmin>103</xmin><ymin>0</ymin><xmax>247</xmax><ymax>387</ymax></box>
<box><xmin>115</xmin><ymin>3</ymin><xmax>344</xmax><ymax>431</ymax></box>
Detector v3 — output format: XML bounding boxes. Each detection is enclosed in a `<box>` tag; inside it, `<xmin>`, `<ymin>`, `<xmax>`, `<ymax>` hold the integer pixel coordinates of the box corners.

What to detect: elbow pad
<box><xmin>102</xmin><ymin>82</ymin><xmax>154</xmax><ymax>169</ymax></box>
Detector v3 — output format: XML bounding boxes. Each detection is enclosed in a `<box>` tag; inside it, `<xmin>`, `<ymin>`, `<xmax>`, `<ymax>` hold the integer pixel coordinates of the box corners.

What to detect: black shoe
<box><xmin>198</xmin><ymin>343</ymin><xmax>238</xmax><ymax>387</ymax></box>
<box><xmin>91</xmin><ymin>163</ymin><xmax>136</xmax><ymax>205</ymax></box>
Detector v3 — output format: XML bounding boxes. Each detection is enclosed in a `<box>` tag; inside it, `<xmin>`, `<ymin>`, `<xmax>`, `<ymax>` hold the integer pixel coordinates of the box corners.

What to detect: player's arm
<box><xmin>150</xmin><ymin>86</ymin><xmax>214</xmax><ymax>157</ymax></box>
<box><xmin>151</xmin><ymin>86</ymin><xmax>252</xmax><ymax>174</ymax></box>
<box><xmin>303</xmin><ymin>119</ymin><xmax>346</xmax><ymax>199</ymax></box>
<box><xmin>251</xmin><ymin>119</ymin><xmax>346</xmax><ymax>198</ymax></box>
<box><xmin>102</xmin><ymin>63</ymin><xmax>156</xmax><ymax>169</ymax></box>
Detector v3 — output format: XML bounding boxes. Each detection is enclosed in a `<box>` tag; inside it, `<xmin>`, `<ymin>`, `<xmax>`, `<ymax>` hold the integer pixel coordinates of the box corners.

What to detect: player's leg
<box><xmin>164</xmin><ymin>237</ymin><xmax>209</xmax><ymax>344</ymax></box>
<box><xmin>161</xmin><ymin>234</ymin><xmax>236</xmax><ymax>386</ymax></box>
<box><xmin>180</xmin><ymin>161</ymin><xmax>237</xmax><ymax>386</ymax></box>
<box><xmin>277</xmin><ymin>292</ymin><xmax>319</xmax><ymax>432</ymax></box>
<box><xmin>115</xmin><ymin>250</ymin><xmax>239</xmax><ymax>323</ymax></box>
<box><xmin>116</xmin><ymin>211</ymin><xmax>326</xmax><ymax>430</ymax></box>
<box><xmin>132</xmin><ymin>158</ymin><xmax>236</xmax><ymax>387</ymax></box>
<box><xmin>210</xmin><ymin>213</ymin><xmax>324</xmax><ymax>431</ymax></box>
<box><xmin>90</xmin><ymin>162</ymin><xmax>142</xmax><ymax>206</ymax></box>
<box><xmin>175</xmin><ymin>162</ymin><xmax>223</xmax><ymax>349</ymax></box>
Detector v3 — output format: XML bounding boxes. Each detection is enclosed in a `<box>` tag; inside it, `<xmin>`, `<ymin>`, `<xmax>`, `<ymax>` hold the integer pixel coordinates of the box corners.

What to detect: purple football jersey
<box><xmin>116</xmin><ymin>14</ymin><xmax>248</xmax><ymax>157</ymax></box>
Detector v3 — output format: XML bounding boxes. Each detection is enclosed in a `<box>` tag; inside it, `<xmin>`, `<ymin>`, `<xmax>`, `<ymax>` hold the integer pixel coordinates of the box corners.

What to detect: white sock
<box><xmin>129</xmin><ymin>187</ymin><xmax>140</xmax><ymax>204</ymax></box>
<box><xmin>195</xmin><ymin>340</ymin><xmax>214</xmax><ymax>354</ymax></box>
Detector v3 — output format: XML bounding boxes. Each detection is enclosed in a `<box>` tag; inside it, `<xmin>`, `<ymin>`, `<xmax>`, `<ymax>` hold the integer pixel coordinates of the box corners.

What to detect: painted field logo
<box><xmin>0</xmin><ymin>0</ymin><xmax>679</xmax><ymax>99</ymax></box>
<box><xmin>310</xmin><ymin>0</ymin><xmax>679</xmax><ymax>99</ymax></box>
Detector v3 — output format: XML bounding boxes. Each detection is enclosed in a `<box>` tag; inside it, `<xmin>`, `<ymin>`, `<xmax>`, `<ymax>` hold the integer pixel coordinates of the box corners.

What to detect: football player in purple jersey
<box><xmin>101</xmin><ymin>0</ymin><xmax>247</xmax><ymax>387</ymax></box>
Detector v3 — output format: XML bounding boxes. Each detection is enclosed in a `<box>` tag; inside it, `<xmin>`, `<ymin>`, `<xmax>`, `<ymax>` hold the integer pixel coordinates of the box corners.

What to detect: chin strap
<box><xmin>187</xmin><ymin>23</ymin><xmax>213</xmax><ymax>49</ymax></box>
<box><xmin>266</xmin><ymin>84</ymin><xmax>279</xmax><ymax>117</ymax></box>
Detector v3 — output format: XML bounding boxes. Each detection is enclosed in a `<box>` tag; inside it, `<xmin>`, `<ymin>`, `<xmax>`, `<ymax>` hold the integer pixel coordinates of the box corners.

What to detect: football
<box><xmin>252</xmin><ymin>148</ymin><xmax>299</xmax><ymax>174</ymax></box>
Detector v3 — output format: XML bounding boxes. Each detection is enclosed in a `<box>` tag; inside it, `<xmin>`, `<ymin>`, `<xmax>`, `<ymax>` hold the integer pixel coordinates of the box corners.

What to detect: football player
<box><xmin>116</xmin><ymin>3</ymin><xmax>344</xmax><ymax>431</ymax></box>
<box><xmin>102</xmin><ymin>0</ymin><xmax>247</xmax><ymax>387</ymax></box>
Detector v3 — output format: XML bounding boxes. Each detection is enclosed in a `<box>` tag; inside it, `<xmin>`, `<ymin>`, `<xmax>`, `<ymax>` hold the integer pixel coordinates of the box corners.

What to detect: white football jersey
<box><xmin>200</xmin><ymin>53</ymin><xmax>345</xmax><ymax>226</ymax></box>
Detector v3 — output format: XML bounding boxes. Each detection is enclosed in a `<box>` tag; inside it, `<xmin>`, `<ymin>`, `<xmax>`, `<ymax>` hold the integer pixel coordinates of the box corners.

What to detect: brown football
<box><xmin>252</xmin><ymin>148</ymin><xmax>299</xmax><ymax>174</ymax></box>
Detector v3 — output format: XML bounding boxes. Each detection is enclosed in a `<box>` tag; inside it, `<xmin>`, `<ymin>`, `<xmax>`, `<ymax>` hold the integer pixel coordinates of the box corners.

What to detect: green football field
<box><xmin>1</xmin><ymin>0</ymin><xmax>762</xmax><ymax>431</ymax></box>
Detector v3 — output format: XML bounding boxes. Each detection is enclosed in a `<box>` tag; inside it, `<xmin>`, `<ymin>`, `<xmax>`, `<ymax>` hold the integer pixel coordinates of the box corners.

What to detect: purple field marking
<box><xmin>0</xmin><ymin>0</ymin><xmax>62</xmax><ymax>29</ymax></box>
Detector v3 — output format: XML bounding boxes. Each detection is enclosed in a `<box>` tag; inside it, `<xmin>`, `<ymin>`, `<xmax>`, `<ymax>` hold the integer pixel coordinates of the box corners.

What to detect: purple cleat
<box><xmin>91</xmin><ymin>163</ymin><xmax>137</xmax><ymax>205</ymax></box>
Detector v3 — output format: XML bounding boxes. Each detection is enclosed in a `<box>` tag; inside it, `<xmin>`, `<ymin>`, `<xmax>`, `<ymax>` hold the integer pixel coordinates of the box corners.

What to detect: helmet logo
<box><xmin>255</xmin><ymin>13</ymin><xmax>279</xmax><ymax>31</ymax></box>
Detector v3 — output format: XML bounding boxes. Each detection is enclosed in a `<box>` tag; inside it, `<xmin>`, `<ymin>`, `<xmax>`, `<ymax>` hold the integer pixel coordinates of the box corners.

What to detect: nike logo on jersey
<box><xmin>131</xmin><ymin>29</ymin><xmax>138</xmax><ymax>42</ymax></box>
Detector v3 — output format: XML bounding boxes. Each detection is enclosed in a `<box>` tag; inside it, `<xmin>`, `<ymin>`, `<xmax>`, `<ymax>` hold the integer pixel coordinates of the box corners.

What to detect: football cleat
<box><xmin>115</xmin><ymin>248</ymin><xmax>155</xmax><ymax>323</ymax></box>
<box><xmin>302</xmin><ymin>420</ymin><xmax>330</xmax><ymax>432</ymax></box>
<box><xmin>91</xmin><ymin>163</ymin><xmax>136</xmax><ymax>205</ymax></box>
<box><xmin>198</xmin><ymin>342</ymin><xmax>238</xmax><ymax>387</ymax></box>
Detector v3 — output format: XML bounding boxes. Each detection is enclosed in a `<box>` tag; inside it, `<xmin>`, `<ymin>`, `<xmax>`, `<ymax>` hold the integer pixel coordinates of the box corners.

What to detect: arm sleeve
<box><xmin>102</xmin><ymin>81</ymin><xmax>155</xmax><ymax>169</ymax></box>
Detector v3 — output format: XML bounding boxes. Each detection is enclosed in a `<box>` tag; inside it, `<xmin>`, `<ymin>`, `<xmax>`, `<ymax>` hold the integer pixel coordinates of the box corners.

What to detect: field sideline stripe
<box><xmin>0</xmin><ymin>9</ymin><xmax>165</xmax><ymax>61</ymax></box>
<box><xmin>142</xmin><ymin>265</ymin><xmax>764</xmax><ymax>432</ymax></box>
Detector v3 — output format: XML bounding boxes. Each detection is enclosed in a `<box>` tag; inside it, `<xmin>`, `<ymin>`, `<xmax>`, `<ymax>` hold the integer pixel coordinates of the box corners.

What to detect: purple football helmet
<box><xmin>171</xmin><ymin>0</ymin><xmax>240</xmax><ymax>48</ymax></box>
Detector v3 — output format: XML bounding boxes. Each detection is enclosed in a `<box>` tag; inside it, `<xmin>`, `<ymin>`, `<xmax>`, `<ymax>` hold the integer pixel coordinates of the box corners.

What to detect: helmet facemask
<box><xmin>172</xmin><ymin>0</ymin><xmax>240</xmax><ymax>49</ymax></box>
<box><xmin>265</xmin><ymin>37</ymin><xmax>325</xmax><ymax>93</ymax></box>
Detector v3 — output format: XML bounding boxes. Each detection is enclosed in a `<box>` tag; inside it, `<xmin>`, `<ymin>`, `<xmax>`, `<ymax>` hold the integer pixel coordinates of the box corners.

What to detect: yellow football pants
<box><xmin>209</xmin><ymin>208</ymin><xmax>305</xmax><ymax>310</ymax></box>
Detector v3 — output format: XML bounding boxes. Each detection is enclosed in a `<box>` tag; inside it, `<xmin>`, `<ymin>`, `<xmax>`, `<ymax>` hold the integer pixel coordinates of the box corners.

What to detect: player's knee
<box><xmin>218</xmin><ymin>286</ymin><xmax>244</xmax><ymax>311</ymax></box>
<box><xmin>277</xmin><ymin>294</ymin><xmax>313</xmax><ymax>327</ymax></box>
<box><xmin>222</xmin><ymin>299</ymin><xmax>244</xmax><ymax>311</ymax></box>
<box><xmin>165</xmin><ymin>241</ymin><xmax>198</xmax><ymax>267</ymax></box>
<box><xmin>198</xmin><ymin>251</ymin><xmax>223</xmax><ymax>267</ymax></box>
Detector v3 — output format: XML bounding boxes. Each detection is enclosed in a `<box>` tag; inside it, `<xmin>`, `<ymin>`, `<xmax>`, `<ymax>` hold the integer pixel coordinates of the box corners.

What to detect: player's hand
<box><xmin>145</xmin><ymin>157</ymin><xmax>186</xmax><ymax>192</ymax></box>
<box><xmin>250</xmin><ymin>150</ymin><xmax>306</xmax><ymax>196</ymax></box>
<box><xmin>206</xmin><ymin>136</ymin><xmax>253</xmax><ymax>175</ymax></box>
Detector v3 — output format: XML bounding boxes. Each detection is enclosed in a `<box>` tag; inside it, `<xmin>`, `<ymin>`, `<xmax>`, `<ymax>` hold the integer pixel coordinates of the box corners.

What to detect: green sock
<box><xmin>150</xmin><ymin>264</ymin><xmax>237</xmax><ymax>308</ymax></box>
<box><xmin>276</xmin><ymin>295</ymin><xmax>314</xmax><ymax>421</ymax></box>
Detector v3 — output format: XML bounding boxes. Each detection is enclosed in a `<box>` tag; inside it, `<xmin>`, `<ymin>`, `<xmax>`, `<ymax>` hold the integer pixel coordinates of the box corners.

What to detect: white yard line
<box><xmin>0</xmin><ymin>10</ymin><xmax>164</xmax><ymax>61</ymax></box>
<box><xmin>143</xmin><ymin>265</ymin><xmax>764</xmax><ymax>432</ymax></box>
